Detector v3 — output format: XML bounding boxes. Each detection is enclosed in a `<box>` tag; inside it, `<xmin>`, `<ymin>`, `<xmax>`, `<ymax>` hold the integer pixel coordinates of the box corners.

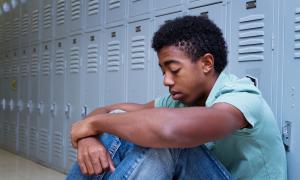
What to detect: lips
<box><xmin>170</xmin><ymin>90</ymin><xmax>184</xmax><ymax>100</ymax></box>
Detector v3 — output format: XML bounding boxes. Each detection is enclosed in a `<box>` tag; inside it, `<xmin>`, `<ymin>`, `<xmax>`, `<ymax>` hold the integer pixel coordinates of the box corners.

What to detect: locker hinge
<box><xmin>282</xmin><ymin>121</ymin><xmax>291</xmax><ymax>151</ymax></box>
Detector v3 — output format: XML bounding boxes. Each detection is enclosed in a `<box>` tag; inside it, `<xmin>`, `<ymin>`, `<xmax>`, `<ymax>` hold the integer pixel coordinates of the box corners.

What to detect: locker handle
<box><xmin>17</xmin><ymin>100</ymin><xmax>24</xmax><ymax>112</ymax></box>
<box><xmin>50</xmin><ymin>103</ymin><xmax>56</xmax><ymax>117</ymax></box>
<box><xmin>38</xmin><ymin>101</ymin><xmax>44</xmax><ymax>115</ymax></box>
<box><xmin>9</xmin><ymin>99</ymin><xmax>14</xmax><ymax>111</ymax></box>
<box><xmin>65</xmin><ymin>103</ymin><xmax>71</xmax><ymax>119</ymax></box>
<box><xmin>27</xmin><ymin>100</ymin><xmax>33</xmax><ymax>113</ymax></box>
<box><xmin>1</xmin><ymin>99</ymin><xmax>5</xmax><ymax>110</ymax></box>
<box><xmin>81</xmin><ymin>105</ymin><xmax>88</xmax><ymax>117</ymax></box>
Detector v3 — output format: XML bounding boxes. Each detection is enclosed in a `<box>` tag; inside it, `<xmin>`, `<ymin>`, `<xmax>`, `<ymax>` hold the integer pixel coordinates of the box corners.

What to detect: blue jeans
<box><xmin>66</xmin><ymin>133</ymin><xmax>232</xmax><ymax>180</ymax></box>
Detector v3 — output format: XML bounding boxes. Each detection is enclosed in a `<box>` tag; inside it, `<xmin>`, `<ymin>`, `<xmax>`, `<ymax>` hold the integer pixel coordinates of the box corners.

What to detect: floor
<box><xmin>0</xmin><ymin>148</ymin><xmax>66</xmax><ymax>180</ymax></box>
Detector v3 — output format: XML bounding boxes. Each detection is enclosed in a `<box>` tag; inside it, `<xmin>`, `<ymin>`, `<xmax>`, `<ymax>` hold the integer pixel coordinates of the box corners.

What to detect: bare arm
<box><xmin>73</xmin><ymin>102</ymin><xmax>248</xmax><ymax>148</ymax></box>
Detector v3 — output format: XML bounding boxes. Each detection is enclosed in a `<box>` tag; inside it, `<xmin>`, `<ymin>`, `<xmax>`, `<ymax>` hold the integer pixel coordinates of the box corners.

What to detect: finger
<box><xmin>98</xmin><ymin>149</ymin><xmax>110</xmax><ymax>172</ymax></box>
<box><xmin>89</xmin><ymin>150</ymin><xmax>103</xmax><ymax>175</ymax></box>
<box><xmin>77</xmin><ymin>153</ymin><xmax>88</xmax><ymax>175</ymax></box>
<box><xmin>107</xmin><ymin>152</ymin><xmax>115</xmax><ymax>172</ymax></box>
<box><xmin>83</xmin><ymin>151</ymin><xmax>95</xmax><ymax>175</ymax></box>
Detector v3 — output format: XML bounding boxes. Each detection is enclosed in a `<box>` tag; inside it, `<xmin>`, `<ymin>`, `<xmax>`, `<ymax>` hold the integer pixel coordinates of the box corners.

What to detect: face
<box><xmin>158</xmin><ymin>45</ymin><xmax>216</xmax><ymax>106</ymax></box>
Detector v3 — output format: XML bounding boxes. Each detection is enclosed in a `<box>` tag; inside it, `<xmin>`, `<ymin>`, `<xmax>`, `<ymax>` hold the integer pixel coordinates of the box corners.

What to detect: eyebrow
<box><xmin>159</xmin><ymin>59</ymin><xmax>181</xmax><ymax>68</ymax></box>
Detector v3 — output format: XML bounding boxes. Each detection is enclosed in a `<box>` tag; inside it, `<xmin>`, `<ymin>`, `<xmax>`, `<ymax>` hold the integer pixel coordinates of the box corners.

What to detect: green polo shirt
<box><xmin>154</xmin><ymin>72</ymin><xmax>287</xmax><ymax>180</ymax></box>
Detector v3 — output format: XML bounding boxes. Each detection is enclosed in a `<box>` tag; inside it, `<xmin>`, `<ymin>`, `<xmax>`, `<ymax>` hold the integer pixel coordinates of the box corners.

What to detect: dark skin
<box><xmin>71</xmin><ymin>45</ymin><xmax>249</xmax><ymax>175</ymax></box>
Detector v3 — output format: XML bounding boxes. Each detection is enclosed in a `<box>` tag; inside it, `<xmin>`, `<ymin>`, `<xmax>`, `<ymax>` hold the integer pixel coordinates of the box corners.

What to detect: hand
<box><xmin>71</xmin><ymin>117</ymin><xmax>98</xmax><ymax>148</ymax></box>
<box><xmin>77</xmin><ymin>136</ymin><xmax>115</xmax><ymax>175</ymax></box>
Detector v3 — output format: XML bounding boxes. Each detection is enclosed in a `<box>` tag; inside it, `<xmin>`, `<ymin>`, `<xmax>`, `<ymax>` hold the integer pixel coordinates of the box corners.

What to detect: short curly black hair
<box><xmin>152</xmin><ymin>15</ymin><xmax>227</xmax><ymax>74</ymax></box>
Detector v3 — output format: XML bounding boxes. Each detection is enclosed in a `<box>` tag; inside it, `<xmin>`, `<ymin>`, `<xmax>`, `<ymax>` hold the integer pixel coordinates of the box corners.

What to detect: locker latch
<box><xmin>81</xmin><ymin>105</ymin><xmax>88</xmax><ymax>117</ymax></box>
<box><xmin>9</xmin><ymin>99</ymin><xmax>14</xmax><ymax>111</ymax></box>
<box><xmin>282</xmin><ymin>121</ymin><xmax>291</xmax><ymax>151</ymax></box>
<box><xmin>38</xmin><ymin>101</ymin><xmax>44</xmax><ymax>115</ymax></box>
<box><xmin>65</xmin><ymin>103</ymin><xmax>71</xmax><ymax>119</ymax></box>
<box><xmin>50</xmin><ymin>103</ymin><xmax>56</xmax><ymax>117</ymax></box>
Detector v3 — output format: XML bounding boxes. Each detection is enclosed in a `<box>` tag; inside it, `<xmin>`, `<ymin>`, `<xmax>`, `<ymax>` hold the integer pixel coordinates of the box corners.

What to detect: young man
<box><xmin>67</xmin><ymin>16</ymin><xmax>286</xmax><ymax>180</ymax></box>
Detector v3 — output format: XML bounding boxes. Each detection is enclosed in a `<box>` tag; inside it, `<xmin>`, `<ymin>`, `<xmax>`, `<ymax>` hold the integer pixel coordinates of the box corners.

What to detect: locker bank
<box><xmin>0</xmin><ymin>0</ymin><xmax>299</xmax><ymax>179</ymax></box>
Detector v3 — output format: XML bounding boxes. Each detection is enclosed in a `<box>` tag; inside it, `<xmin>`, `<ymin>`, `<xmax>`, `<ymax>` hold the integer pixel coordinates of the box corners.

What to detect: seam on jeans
<box><xmin>122</xmin><ymin>148</ymin><xmax>147</xmax><ymax>180</ymax></box>
<box><xmin>96</xmin><ymin>137</ymin><xmax>122</xmax><ymax>180</ymax></box>
<box><xmin>201</xmin><ymin>146</ymin><xmax>232</xmax><ymax>180</ymax></box>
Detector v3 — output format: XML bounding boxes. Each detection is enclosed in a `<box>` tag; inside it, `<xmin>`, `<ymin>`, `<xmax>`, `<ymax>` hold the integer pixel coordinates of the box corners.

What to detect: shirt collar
<box><xmin>205</xmin><ymin>71</ymin><xmax>227</xmax><ymax>107</ymax></box>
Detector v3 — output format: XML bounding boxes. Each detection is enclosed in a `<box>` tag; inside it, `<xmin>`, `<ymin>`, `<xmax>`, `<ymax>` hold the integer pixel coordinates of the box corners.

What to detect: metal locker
<box><xmin>227</xmin><ymin>0</ymin><xmax>275</xmax><ymax>109</ymax></box>
<box><xmin>17</xmin><ymin>47</ymin><xmax>30</xmax><ymax>157</ymax></box>
<box><xmin>11</xmin><ymin>0</ymin><xmax>21</xmax><ymax>50</ymax></box>
<box><xmin>127</xmin><ymin>19</ymin><xmax>152</xmax><ymax>103</ymax></box>
<box><xmin>83</xmin><ymin>31</ymin><xmax>102</xmax><ymax>116</ymax></box>
<box><xmin>129</xmin><ymin>0</ymin><xmax>151</xmax><ymax>18</ymax></box>
<box><xmin>30</xmin><ymin>0</ymin><xmax>41</xmax><ymax>43</ymax></box>
<box><xmin>104</xmin><ymin>25</ymin><xmax>126</xmax><ymax>105</ymax></box>
<box><xmin>65</xmin><ymin>34</ymin><xmax>83</xmax><ymax>170</ymax></box>
<box><xmin>41</xmin><ymin>0</ymin><xmax>54</xmax><ymax>41</ymax></box>
<box><xmin>51</xmin><ymin>38</ymin><xmax>68</xmax><ymax>171</ymax></box>
<box><xmin>37</xmin><ymin>41</ymin><xmax>53</xmax><ymax>165</ymax></box>
<box><xmin>69</xmin><ymin>0</ymin><xmax>84</xmax><ymax>33</ymax></box>
<box><xmin>154</xmin><ymin>0</ymin><xmax>182</xmax><ymax>10</ymax></box>
<box><xmin>55</xmin><ymin>0</ymin><xmax>68</xmax><ymax>38</ymax></box>
<box><xmin>188</xmin><ymin>1</ymin><xmax>226</xmax><ymax>34</ymax></box>
<box><xmin>105</xmin><ymin>0</ymin><xmax>125</xmax><ymax>24</ymax></box>
<box><xmin>153</xmin><ymin>12</ymin><xmax>183</xmax><ymax>98</ymax></box>
<box><xmin>8</xmin><ymin>49</ymin><xmax>19</xmax><ymax>153</ymax></box>
<box><xmin>0</xmin><ymin>51</ymin><xmax>4</xmax><ymax>147</ymax></box>
<box><xmin>28</xmin><ymin>44</ymin><xmax>40</xmax><ymax>161</ymax></box>
<box><xmin>2</xmin><ymin>51</ymin><xmax>10</xmax><ymax>150</ymax></box>
<box><xmin>85</xmin><ymin>0</ymin><xmax>103</xmax><ymax>29</ymax></box>
<box><xmin>20</xmin><ymin>0</ymin><xmax>31</xmax><ymax>47</ymax></box>
<box><xmin>282</xmin><ymin>1</ymin><xmax>300</xmax><ymax>180</ymax></box>
<box><xmin>4</xmin><ymin>8</ymin><xmax>12</xmax><ymax>51</ymax></box>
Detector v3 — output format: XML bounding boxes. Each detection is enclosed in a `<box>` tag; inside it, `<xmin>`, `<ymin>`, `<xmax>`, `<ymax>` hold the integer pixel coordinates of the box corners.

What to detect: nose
<box><xmin>163</xmin><ymin>74</ymin><xmax>174</xmax><ymax>86</ymax></box>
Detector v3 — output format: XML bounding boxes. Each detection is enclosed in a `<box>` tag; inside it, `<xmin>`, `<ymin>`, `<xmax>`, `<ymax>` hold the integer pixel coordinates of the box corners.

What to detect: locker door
<box><xmin>127</xmin><ymin>19</ymin><xmax>151</xmax><ymax>103</ymax></box>
<box><xmin>154</xmin><ymin>0</ymin><xmax>182</xmax><ymax>10</ymax></box>
<box><xmin>282</xmin><ymin>2</ymin><xmax>300</xmax><ymax>180</ymax></box>
<box><xmin>227</xmin><ymin>0</ymin><xmax>274</xmax><ymax>108</ymax></box>
<box><xmin>20</xmin><ymin>0</ymin><xmax>31</xmax><ymax>47</ymax></box>
<box><xmin>52</xmin><ymin>38</ymin><xmax>67</xmax><ymax>170</ymax></box>
<box><xmin>37</xmin><ymin>41</ymin><xmax>53</xmax><ymax>165</ymax></box>
<box><xmin>83</xmin><ymin>31</ymin><xmax>102</xmax><ymax>115</ymax></box>
<box><xmin>129</xmin><ymin>0</ymin><xmax>151</xmax><ymax>18</ymax></box>
<box><xmin>188</xmin><ymin>2</ymin><xmax>226</xmax><ymax>34</ymax></box>
<box><xmin>154</xmin><ymin>12</ymin><xmax>183</xmax><ymax>98</ymax></box>
<box><xmin>105</xmin><ymin>0</ymin><xmax>125</xmax><ymax>24</ymax></box>
<box><xmin>55</xmin><ymin>0</ymin><xmax>68</xmax><ymax>38</ymax></box>
<box><xmin>42</xmin><ymin>0</ymin><xmax>54</xmax><ymax>41</ymax></box>
<box><xmin>104</xmin><ymin>26</ymin><xmax>125</xmax><ymax>105</ymax></box>
<box><xmin>11</xmin><ymin>2</ymin><xmax>20</xmax><ymax>49</ymax></box>
<box><xmin>8</xmin><ymin>50</ymin><xmax>19</xmax><ymax>153</ymax></box>
<box><xmin>18</xmin><ymin>47</ymin><xmax>30</xmax><ymax>157</ymax></box>
<box><xmin>69</xmin><ymin>0</ymin><xmax>84</xmax><ymax>32</ymax></box>
<box><xmin>86</xmin><ymin>0</ymin><xmax>103</xmax><ymax>29</ymax></box>
<box><xmin>65</xmin><ymin>34</ymin><xmax>82</xmax><ymax>170</ymax></box>
<box><xmin>2</xmin><ymin>52</ymin><xmax>10</xmax><ymax>150</ymax></box>
<box><xmin>31</xmin><ymin>0</ymin><xmax>41</xmax><ymax>43</ymax></box>
<box><xmin>0</xmin><ymin>52</ymin><xmax>4</xmax><ymax>147</ymax></box>
<box><xmin>28</xmin><ymin>44</ymin><xmax>39</xmax><ymax>160</ymax></box>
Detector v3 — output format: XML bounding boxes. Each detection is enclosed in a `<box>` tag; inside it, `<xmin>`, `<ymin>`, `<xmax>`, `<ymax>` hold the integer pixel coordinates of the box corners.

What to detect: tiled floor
<box><xmin>0</xmin><ymin>148</ymin><xmax>66</xmax><ymax>180</ymax></box>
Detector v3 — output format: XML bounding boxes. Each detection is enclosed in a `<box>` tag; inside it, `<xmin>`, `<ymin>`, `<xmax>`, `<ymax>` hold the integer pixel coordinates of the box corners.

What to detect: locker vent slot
<box><xmin>32</xmin><ymin>10</ymin><xmax>39</xmax><ymax>32</ymax></box>
<box><xmin>0</xmin><ymin>25</ymin><xmax>3</xmax><ymax>43</ymax></box>
<box><xmin>29</xmin><ymin>127</ymin><xmax>37</xmax><ymax>150</ymax></box>
<box><xmin>4</xmin><ymin>67</ymin><xmax>10</xmax><ymax>79</ymax></box>
<box><xmin>5</xmin><ymin>22</ymin><xmax>11</xmax><ymax>41</ymax></box>
<box><xmin>107</xmin><ymin>41</ymin><xmax>121</xmax><ymax>72</ymax></box>
<box><xmin>3</xmin><ymin>121</ymin><xmax>9</xmax><ymax>139</ymax></box>
<box><xmin>88</xmin><ymin>0</ymin><xmax>99</xmax><ymax>15</ymax></box>
<box><xmin>31</xmin><ymin>53</ymin><xmax>39</xmax><ymax>76</ymax></box>
<box><xmin>19</xmin><ymin>124</ymin><xmax>27</xmax><ymax>148</ymax></box>
<box><xmin>70</xmin><ymin>47</ymin><xmax>80</xmax><ymax>73</ymax></box>
<box><xmin>131</xmin><ymin>36</ymin><xmax>145</xmax><ymax>70</ymax></box>
<box><xmin>20</xmin><ymin>56</ymin><xmax>28</xmax><ymax>77</ymax></box>
<box><xmin>68</xmin><ymin>143</ymin><xmax>77</xmax><ymax>162</ymax></box>
<box><xmin>109</xmin><ymin>0</ymin><xmax>121</xmax><ymax>10</ymax></box>
<box><xmin>39</xmin><ymin>129</ymin><xmax>49</xmax><ymax>154</ymax></box>
<box><xmin>55</xmin><ymin>50</ymin><xmax>65</xmax><ymax>75</ymax></box>
<box><xmin>42</xmin><ymin>51</ymin><xmax>51</xmax><ymax>76</ymax></box>
<box><xmin>238</xmin><ymin>14</ymin><xmax>264</xmax><ymax>62</ymax></box>
<box><xmin>87</xmin><ymin>44</ymin><xmax>99</xmax><ymax>73</ymax></box>
<box><xmin>13</xmin><ymin>18</ymin><xmax>19</xmax><ymax>39</ymax></box>
<box><xmin>43</xmin><ymin>4</ymin><xmax>52</xmax><ymax>28</ymax></box>
<box><xmin>21</xmin><ymin>14</ymin><xmax>29</xmax><ymax>35</ymax></box>
<box><xmin>71</xmin><ymin>0</ymin><xmax>81</xmax><ymax>20</ymax></box>
<box><xmin>11</xmin><ymin>63</ymin><xmax>18</xmax><ymax>78</ymax></box>
<box><xmin>294</xmin><ymin>8</ymin><xmax>300</xmax><ymax>60</ymax></box>
<box><xmin>56</xmin><ymin>0</ymin><xmax>66</xmax><ymax>25</ymax></box>
<box><xmin>53</xmin><ymin>131</ymin><xmax>63</xmax><ymax>158</ymax></box>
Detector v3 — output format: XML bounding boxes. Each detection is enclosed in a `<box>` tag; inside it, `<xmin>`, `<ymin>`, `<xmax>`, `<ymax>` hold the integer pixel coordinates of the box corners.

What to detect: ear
<box><xmin>200</xmin><ymin>53</ymin><xmax>214</xmax><ymax>74</ymax></box>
